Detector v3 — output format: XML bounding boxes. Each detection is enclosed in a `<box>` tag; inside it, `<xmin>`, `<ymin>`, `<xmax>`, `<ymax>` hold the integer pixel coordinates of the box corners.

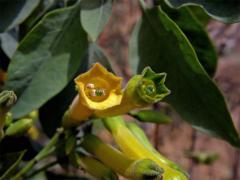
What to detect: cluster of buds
<box><xmin>61</xmin><ymin>63</ymin><xmax>187</xmax><ymax>179</ymax></box>
<box><xmin>66</xmin><ymin>117</ymin><xmax>187</xmax><ymax>179</ymax></box>
<box><xmin>0</xmin><ymin>90</ymin><xmax>38</xmax><ymax>140</ymax></box>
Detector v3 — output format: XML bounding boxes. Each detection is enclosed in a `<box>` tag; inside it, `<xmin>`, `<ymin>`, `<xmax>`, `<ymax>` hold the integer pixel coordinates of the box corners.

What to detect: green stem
<box><xmin>26</xmin><ymin>160</ymin><xmax>58</xmax><ymax>178</ymax></box>
<box><xmin>139</xmin><ymin>0</ymin><xmax>147</xmax><ymax>9</ymax></box>
<box><xmin>12</xmin><ymin>127</ymin><xmax>64</xmax><ymax>180</ymax></box>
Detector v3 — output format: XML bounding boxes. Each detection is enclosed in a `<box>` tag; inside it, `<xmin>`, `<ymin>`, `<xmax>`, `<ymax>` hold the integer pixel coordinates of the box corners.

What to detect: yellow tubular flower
<box><xmin>77</xmin><ymin>155</ymin><xmax>118</xmax><ymax>180</ymax></box>
<box><xmin>81</xmin><ymin>134</ymin><xmax>164</xmax><ymax>180</ymax></box>
<box><xmin>63</xmin><ymin>63</ymin><xmax>123</xmax><ymax>127</ymax></box>
<box><xmin>95</xmin><ymin>67</ymin><xmax>170</xmax><ymax>118</ymax></box>
<box><xmin>103</xmin><ymin>117</ymin><xmax>187</xmax><ymax>180</ymax></box>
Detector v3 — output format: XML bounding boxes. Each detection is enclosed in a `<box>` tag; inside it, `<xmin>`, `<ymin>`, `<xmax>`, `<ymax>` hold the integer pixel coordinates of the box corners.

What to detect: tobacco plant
<box><xmin>0</xmin><ymin>0</ymin><xmax>240</xmax><ymax>179</ymax></box>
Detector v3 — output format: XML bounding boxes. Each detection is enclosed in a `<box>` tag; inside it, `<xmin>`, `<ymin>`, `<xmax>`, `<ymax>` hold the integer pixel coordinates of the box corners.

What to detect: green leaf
<box><xmin>80</xmin><ymin>0</ymin><xmax>112</xmax><ymax>41</ymax></box>
<box><xmin>88</xmin><ymin>43</ymin><xmax>114</xmax><ymax>72</ymax></box>
<box><xmin>0</xmin><ymin>31</ymin><xmax>18</xmax><ymax>58</ymax></box>
<box><xmin>187</xmin><ymin>6</ymin><xmax>210</xmax><ymax>26</ymax></box>
<box><xmin>129</xmin><ymin>6</ymin><xmax>240</xmax><ymax>147</ymax></box>
<box><xmin>4</xmin><ymin>4</ymin><xmax>88</xmax><ymax>118</ymax></box>
<box><xmin>39</xmin><ymin>62</ymin><xmax>87</xmax><ymax>137</ymax></box>
<box><xmin>0</xmin><ymin>0</ymin><xmax>40</xmax><ymax>32</ymax></box>
<box><xmin>164</xmin><ymin>0</ymin><xmax>240</xmax><ymax>23</ymax></box>
<box><xmin>0</xmin><ymin>150</ymin><xmax>26</xmax><ymax>179</ymax></box>
<box><xmin>129</xmin><ymin>110</ymin><xmax>171</xmax><ymax>124</ymax></box>
<box><xmin>161</xmin><ymin>4</ymin><xmax>217</xmax><ymax>76</ymax></box>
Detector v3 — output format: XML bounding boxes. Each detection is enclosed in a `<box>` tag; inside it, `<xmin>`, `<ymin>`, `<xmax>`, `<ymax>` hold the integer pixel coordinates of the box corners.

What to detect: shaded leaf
<box><xmin>80</xmin><ymin>0</ymin><xmax>112</xmax><ymax>41</ymax></box>
<box><xmin>161</xmin><ymin>3</ymin><xmax>217</xmax><ymax>76</ymax></box>
<box><xmin>129</xmin><ymin>6</ymin><xmax>240</xmax><ymax>147</ymax></box>
<box><xmin>164</xmin><ymin>0</ymin><xmax>240</xmax><ymax>23</ymax></box>
<box><xmin>4</xmin><ymin>4</ymin><xmax>88</xmax><ymax>118</ymax></box>
<box><xmin>88</xmin><ymin>43</ymin><xmax>114</xmax><ymax>72</ymax></box>
<box><xmin>0</xmin><ymin>0</ymin><xmax>40</xmax><ymax>32</ymax></box>
<box><xmin>187</xmin><ymin>6</ymin><xmax>210</xmax><ymax>26</ymax></box>
<box><xmin>0</xmin><ymin>31</ymin><xmax>18</xmax><ymax>58</ymax></box>
<box><xmin>39</xmin><ymin>61</ymin><xmax>87</xmax><ymax>137</ymax></box>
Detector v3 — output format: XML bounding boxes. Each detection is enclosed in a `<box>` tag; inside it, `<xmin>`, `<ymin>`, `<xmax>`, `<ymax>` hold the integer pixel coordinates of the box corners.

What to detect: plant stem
<box><xmin>26</xmin><ymin>160</ymin><xmax>58</xmax><ymax>178</ymax></box>
<box><xmin>188</xmin><ymin>129</ymin><xmax>197</xmax><ymax>179</ymax></box>
<box><xmin>231</xmin><ymin>113</ymin><xmax>240</xmax><ymax>180</ymax></box>
<box><xmin>153</xmin><ymin>124</ymin><xmax>160</xmax><ymax>150</ymax></box>
<box><xmin>12</xmin><ymin>127</ymin><xmax>64</xmax><ymax>180</ymax></box>
<box><xmin>153</xmin><ymin>103</ymin><xmax>160</xmax><ymax>150</ymax></box>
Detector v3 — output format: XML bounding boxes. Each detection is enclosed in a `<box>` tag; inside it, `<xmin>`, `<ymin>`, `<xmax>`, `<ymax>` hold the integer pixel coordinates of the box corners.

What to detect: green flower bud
<box><xmin>129</xmin><ymin>110</ymin><xmax>171</xmax><ymax>124</ymax></box>
<box><xmin>5</xmin><ymin>118</ymin><xmax>33</xmax><ymax>136</ymax></box>
<box><xmin>126</xmin><ymin>121</ymin><xmax>188</xmax><ymax>177</ymax></box>
<box><xmin>185</xmin><ymin>151</ymin><xmax>219</xmax><ymax>165</ymax></box>
<box><xmin>126</xmin><ymin>159</ymin><xmax>164</xmax><ymax>180</ymax></box>
<box><xmin>5</xmin><ymin>112</ymin><xmax>13</xmax><ymax>127</ymax></box>
<box><xmin>137</xmin><ymin>67</ymin><xmax>170</xmax><ymax>104</ymax></box>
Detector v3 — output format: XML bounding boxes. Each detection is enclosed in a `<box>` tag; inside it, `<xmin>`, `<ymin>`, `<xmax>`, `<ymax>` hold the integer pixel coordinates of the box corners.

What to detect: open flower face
<box><xmin>137</xmin><ymin>67</ymin><xmax>170</xmax><ymax>104</ymax></box>
<box><xmin>75</xmin><ymin>63</ymin><xmax>123</xmax><ymax>110</ymax></box>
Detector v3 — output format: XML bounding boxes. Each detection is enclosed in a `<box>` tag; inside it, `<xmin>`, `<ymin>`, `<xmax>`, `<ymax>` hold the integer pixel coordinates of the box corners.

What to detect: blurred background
<box><xmin>97</xmin><ymin>1</ymin><xmax>240</xmax><ymax>179</ymax></box>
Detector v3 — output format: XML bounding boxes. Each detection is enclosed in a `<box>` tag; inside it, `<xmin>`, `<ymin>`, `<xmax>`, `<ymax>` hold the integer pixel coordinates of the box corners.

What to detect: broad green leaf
<box><xmin>0</xmin><ymin>0</ymin><xmax>40</xmax><ymax>32</ymax></box>
<box><xmin>164</xmin><ymin>0</ymin><xmax>240</xmax><ymax>23</ymax></box>
<box><xmin>88</xmin><ymin>43</ymin><xmax>114</xmax><ymax>72</ymax></box>
<box><xmin>38</xmin><ymin>43</ymin><xmax>113</xmax><ymax>137</ymax></box>
<box><xmin>80</xmin><ymin>0</ymin><xmax>112</xmax><ymax>41</ymax></box>
<box><xmin>161</xmin><ymin>4</ymin><xmax>217</xmax><ymax>76</ymax></box>
<box><xmin>4</xmin><ymin>4</ymin><xmax>88</xmax><ymax>118</ymax></box>
<box><xmin>187</xmin><ymin>6</ymin><xmax>210</xmax><ymax>26</ymax></box>
<box><xmin>39</xmin><ymin>61</ymin><xmax>87</xmax><ymax>137</ymax></box>
<box><xmin>0</xmin><ymin>150</ymin><xmax>26</xmax><ymax>179</ymax></box>
<box><xmin>129</xmin><ymin>6</ymin><xmax>240</xmax><ymax>147</ymax></box>
<box><xmin>39</xmin><ymin>78</ymin><xmax>77</xmax><ymax>137</ymax></box>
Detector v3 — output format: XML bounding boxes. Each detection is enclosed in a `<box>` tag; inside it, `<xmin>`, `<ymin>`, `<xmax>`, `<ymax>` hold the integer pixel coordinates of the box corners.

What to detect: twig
<box><xmin>153</xmin><ymin>103</ymin><xmax>160</xmax><ymax>149</ymax></box>
<box><xmin>231</xmin><ymin>112</ymin><xmax>240</xmax><ymax>180</ymax></box>
<box><xmin>188</xmin><ymin>129</ymin><xmax>197</xmax><ymax>179</ymax></box>
<box><xmin>153</xmin><ymin>124</ymin><xmax>160</xmax><ymax>150</ymax></box>
<box><xmin>12</xmin><ymin>127</ymin><xmax>64</xmax><ymax>180</ymax></box>
<box><xmin>26</xmin><ymin>160</ymin><xmax>58</xmax><ymax>178</ymax></box>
